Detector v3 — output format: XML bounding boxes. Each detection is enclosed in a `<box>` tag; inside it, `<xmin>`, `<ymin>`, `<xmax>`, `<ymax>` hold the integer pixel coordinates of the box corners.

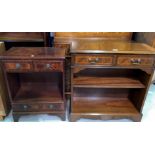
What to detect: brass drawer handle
<box><xmin>130</xmin><ymin>58</ymin><xmax>141</xmax><ymax>65</ymax></box>
<box><xmin>46</xmin><ymin>63</ymin><xmax>51</xmax><ymax>69</ymax></box>
<box><xmin>16</xmin><ymin>63</ymin><xmax>21</xmax><ymax>69</ymax></box>
<box><xmin>88</xmin><ymin>58</ymin><xmax>99</xmax><ymax>64</ymax></box>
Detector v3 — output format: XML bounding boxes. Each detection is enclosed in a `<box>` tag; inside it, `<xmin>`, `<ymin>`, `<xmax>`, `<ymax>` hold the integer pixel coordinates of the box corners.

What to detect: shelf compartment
<box><xmin>13</xmin><ymin>83</ymin><xmax>63</xmax><ymax>104</ymax></box>
<box><xmin>7</xmin><ymin>72</ymin><xmax>63</xmax><ymax>104</ymax></box>
<box><xmin>72</xmin><ymin>88</ymin><xmax>140</xmax><ymax>116</ymax></box>
<box><xmin>73</xmin><ymin>68</ymin><xmax>148</xmax><ymax>88</ymax></box>
<box><xmin>72</xmin><ymin>97</ymin><xmax>139</xmax><ymax>115</ymax></box>
<box><xmin>73</xmin><ymin>76</ymin><xmax>145</xmax><ymax>88</ymax></box>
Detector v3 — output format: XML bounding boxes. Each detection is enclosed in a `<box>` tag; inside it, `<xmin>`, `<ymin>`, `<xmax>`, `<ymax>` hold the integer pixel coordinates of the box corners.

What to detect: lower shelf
<box><xmin>13</xmin><ymin>83</ymin><xmax>63</xmax><ymax>104</ymax></box>
<box><xmin>72</xmin><ymin>97</ymin><xmax>139</xmax><ymax>115</ymax></box>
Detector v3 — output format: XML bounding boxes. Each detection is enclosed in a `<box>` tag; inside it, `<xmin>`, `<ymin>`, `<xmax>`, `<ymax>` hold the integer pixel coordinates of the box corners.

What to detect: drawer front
<box><xmin>34</xmin><ymin>61</ymin><xmax>63</xmax><ymax>72</ymax></box>
<box><xmin>74</xmin><ymin>55</ymin><xmax>113</xmax><ymax>66</ymax></box>
<box><xmin>12</xmin><ymin>104</ymin><xmax>40</xmax><ymax>112</ymax></box>
<box><xmin>42</xmin><ymin>103</ymin><xmax>64</xmax><ymax>111</ymax></box>
<box><xmin>12</xmin><ymin>103</ymin><xmax>64</xmax><ymax>112</ymax></box>
<box><xmin>117</xmin><ymin>55</ymin><xmax>154</xmax><ymax>67</ymax></box>
<box><xmin>4</xmin><ymin>61</ymin><xmax>33</xmax><ymax>72</ymax></box>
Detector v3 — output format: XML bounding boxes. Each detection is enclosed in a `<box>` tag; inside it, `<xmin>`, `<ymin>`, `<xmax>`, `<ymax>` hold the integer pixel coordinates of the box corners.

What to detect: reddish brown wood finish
<box><xmin>34</xmin><ymin>61</ymin><xmax>63</xmax><ymax>72</ymax></box>
<box><xmin>73</xmin><ymin>77</ymin><xmax>145</xmax><ymax>88</ymax></box>
<box><xmin>0</xmin><ymin>32</ymin><xmax>50</xmax><ymax>47</ymax></box>
<box><xmin>0</xmin><ymin>47</ymin><xmax>66</xmax><ymax>121</ymax></box>
<box><xmin>54</xmin><ymin>32</ymin><xmax>133</xmax><ymax>41</ymax></box>
<box><xmin>75</xmin><ymin>55</ymin><xmax>113</xmax><ymax>66</ymax></box>
<box><xmin>0</xmin><ymin>47</ymin><xmax>66</xmax><ymax>60</ymax></box>
<box><xmin>72</xmin><ymin>97</ymin><xmax>138</xmax><ymax>114</ymax></box>
<box><xmin>117</xmin><ymin>55</ymin><xmax>154</xmax><ymax>67</ymax></box>
<box><xmin>12</xmin><ymin>103</ymin><xmax>64</xmax><ymax>112</ymax></box>
<box><xmin>69</xmin><ymin>40</ymin><xmax>155</xmax><ymax>122</ymax></box>
<box><xmin>4</xmin><ymin>60</ymin><xmax>33</xmax><ymax>72</ymax></box>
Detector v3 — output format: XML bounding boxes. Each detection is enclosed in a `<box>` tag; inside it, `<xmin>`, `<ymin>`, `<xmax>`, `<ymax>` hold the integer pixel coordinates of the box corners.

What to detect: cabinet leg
<box><xmin>58</xmin><ymin>114</ymin><xmax>66</xmax><ymax>121</ymax></box>
<box><xmin>0</xmin><ymin>116</ymin><xmax>4</xmax><ymax>121</ymax></box>
<box><xmin>69</xmin><ymin>115</ymin><xmax>79</xmax><ymax>122</ymax></box>
<box><xmin>131</xmin><ymin>115</ymin><xmax>142</xmax><ymax>122</ymax></box>
<box><xmin>13</xmin><ymin>114</ymin><xmax>20</xmax><ymax>122</ymax></box>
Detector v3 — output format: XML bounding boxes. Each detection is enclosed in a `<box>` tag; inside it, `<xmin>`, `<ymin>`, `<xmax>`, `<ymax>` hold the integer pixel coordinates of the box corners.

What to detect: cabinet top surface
<box><xmin>0</xmin><ymin>47</ymin><xmax>66</xmax><ymax>60</ymax></box>
<box><xmin>70</xmin><ymin>40</ymin><xmax>155</xmax><ymax>54</ymax></box>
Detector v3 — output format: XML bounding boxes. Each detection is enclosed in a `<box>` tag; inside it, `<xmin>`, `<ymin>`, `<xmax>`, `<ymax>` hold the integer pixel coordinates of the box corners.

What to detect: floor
<box><xmin>2</xmin><ymin>84</ymin><xmax>155</xmax><ymax>122</ymax></box>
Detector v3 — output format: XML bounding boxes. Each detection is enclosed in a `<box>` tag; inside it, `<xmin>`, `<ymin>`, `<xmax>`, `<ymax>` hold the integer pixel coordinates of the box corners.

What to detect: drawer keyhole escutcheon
<box><xmin>46</xmin><ymin>63</ymin><xmax>51</xmax><ymax>69</ymax></box>
<box><xmin>48</xmin><ymin>104</ymin><xmax>54</xmax><ymax>109</ymax></box>
<box><xmin>16</xmin><ymin>63</ymin><xmax>21</xmax><ymax>69</ymax></box>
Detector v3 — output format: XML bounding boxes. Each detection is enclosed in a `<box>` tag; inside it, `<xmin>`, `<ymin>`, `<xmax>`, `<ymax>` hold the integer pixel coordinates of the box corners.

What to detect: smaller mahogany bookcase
<box><xmin>0</xmin><ymin>47</ymin><xmax>66</xmax><ymax>121</ymax></box>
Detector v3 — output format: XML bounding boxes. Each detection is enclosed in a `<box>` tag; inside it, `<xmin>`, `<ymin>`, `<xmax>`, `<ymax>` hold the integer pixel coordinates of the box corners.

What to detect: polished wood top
<box><xmin>70</xmin><ymin>40</ymin><xmax>155</xmax><ymax>54</ymax></box>
<box><xmin>0</xmin><ymin>47</ymin><xmax>66</xmax><ymax>60</ymax></box>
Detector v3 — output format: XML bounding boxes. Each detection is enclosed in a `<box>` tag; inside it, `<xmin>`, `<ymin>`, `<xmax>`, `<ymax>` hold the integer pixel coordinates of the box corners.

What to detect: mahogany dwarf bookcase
<box><xmin>69</xmin><ymin>40</ymin><xmax>155</xmax><ymax>122</ymax></box>
<box><xmin>0</xmin><ymin>40</ymin><xmax>155</xmax><ymax>122</ymax></box>
<box><xmin>0</xmin><ymin>47</ymin><xmax>66</xmax><ymax>121</ymax></box>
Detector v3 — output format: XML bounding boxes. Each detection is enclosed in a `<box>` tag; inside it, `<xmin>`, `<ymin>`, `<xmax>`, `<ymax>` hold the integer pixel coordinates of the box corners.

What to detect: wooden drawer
<box><xmin>117</xmin><ymin>55</ymin><xmax>154</xmax><ymax>67</ymax></box>
<box><xmin>4</xmin><ymin>61</ymin><xmax>33</xmax><ymax>72</ymax></box>
<box><xmin>12</xmin><ymin>104</ymin><xmax>40</xmax><ymax>112</ymax></box>
<box><xmin>34</xmin><ymin>61</ymin><xmax>63</xmax><ymax>72</ymax></box>
<box><xmin>42</xmin><ymin>103</ymin><xmax>64</xmax><ymax>111</ymax></box>
<box><xmin>74</xmin><ymin>55</ymin><xmax>113</xmax><ymax>66</ymax></box>
<box><xmin>12</xmin><ymin>103</ymin><xmax>64</xmax><ymax>112</ymax></box>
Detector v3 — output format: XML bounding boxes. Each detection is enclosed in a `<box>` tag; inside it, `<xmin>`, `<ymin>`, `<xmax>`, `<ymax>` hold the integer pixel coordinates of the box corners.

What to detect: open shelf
<box><xmin>73</xmin><ymin>76</ymin><xmax>145</xmax><ymax>88</ymax></box>
<box><xmin>13</xmin><ymin>83</ymin><xmax>63</xmax><ymax>104</ymax></box>
<box><xmin>7</xmin><ymin>72</ymin><xmax>64</xmax><ymax>104</ymax></box>
<box><xmin>73</xmin><ymin>68</ymin><xmax>147</xmax><ymax>89</ymax></box>
<box><xmin>72</xmin><ymin>87</ymin><xmax>140</xmax><ymax>116</ymax></box>
<box><xmin>72</xmin><ymin>97</ymin><xmax>139</xmax><ymax>115</ymax></box>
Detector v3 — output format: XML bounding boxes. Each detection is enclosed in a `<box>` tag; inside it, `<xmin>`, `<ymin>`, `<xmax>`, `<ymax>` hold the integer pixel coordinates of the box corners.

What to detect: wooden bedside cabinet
<box><xmin>70</xmin><ymin>40</ymin><xmax>155</xmax><ymax>122</ymax></box>
<box><xmin>0</xmin><ymin>47</ymin><xmax>66</xmax><ymax>121</ymax></box>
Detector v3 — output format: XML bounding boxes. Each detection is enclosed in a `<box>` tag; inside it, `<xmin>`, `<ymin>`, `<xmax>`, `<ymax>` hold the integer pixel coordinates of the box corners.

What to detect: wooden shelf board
<box><xmin>13</xmin><ymin>83</ymin><xmax>63</xmax><ymax>104</ymax></box>
<box><xmin>72</xmin><ymin>97</ymin><xmax>139</xmax><ymax>115</ymax></box>
<box><xmin>73</xmin><ymin>77</ymin><xmax>145</xmax><ymax>88</ymax></box>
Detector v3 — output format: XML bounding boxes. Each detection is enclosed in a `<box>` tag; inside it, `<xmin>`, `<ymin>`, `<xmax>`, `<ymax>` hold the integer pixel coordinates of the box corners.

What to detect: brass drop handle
<box><xmin>130</xmin><ymin>58</ymin><xmax>141</xmax><ymax>65</ymax></box>
<box><xmin>46</xmin><ymin>63</ymin><xmax>51</xmax><ymax>69</ymax></box>
<box><xmin>95</xmin><ymin>58</ymin><xmax>99</xmax><ymax>62</ymax></box>
<box><xmin>48</xmin><ymin>104</ymin><xmax>53</xmax><ymax>109</ymax></box>
<box><xmin>16</xmin><ymin>63</ymin><xmax>21</xmax><ymax>69</ymax></box>
<box><xmin>88</xmin><ymin>58</ymin><xmax>99</xmax><ymax>64</ymax></box>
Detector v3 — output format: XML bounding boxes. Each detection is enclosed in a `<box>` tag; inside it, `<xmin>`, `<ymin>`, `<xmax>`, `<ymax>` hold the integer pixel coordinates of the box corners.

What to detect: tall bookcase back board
<box><xmin>53</xmin><ymin>32</ymin><xmax>155</xmax><ymax>122</ymax></box>
<box><xmin>54</xmin><ymin>32</ymin><xmax>133</xmax><ymax>50</ymax></box>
